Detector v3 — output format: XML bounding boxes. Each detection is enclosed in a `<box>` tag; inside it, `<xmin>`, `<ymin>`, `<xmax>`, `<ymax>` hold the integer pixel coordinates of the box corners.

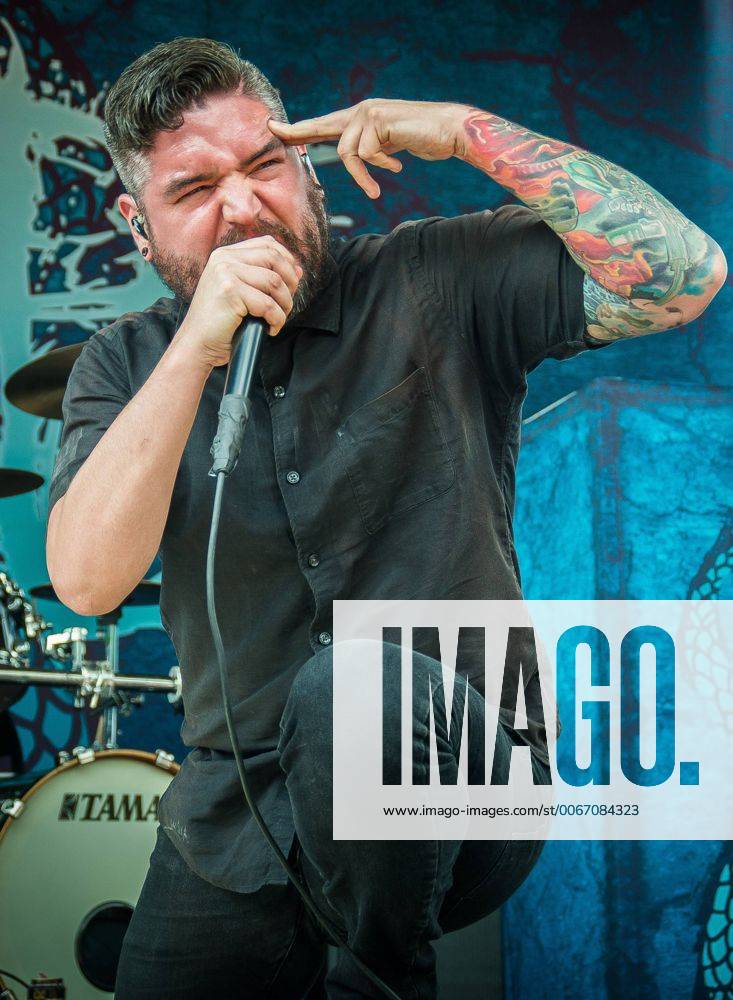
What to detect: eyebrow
<box><xmin>162</xmin><ymin>137</ymin><xmax>284</xmax><ymax>201</ymax></box>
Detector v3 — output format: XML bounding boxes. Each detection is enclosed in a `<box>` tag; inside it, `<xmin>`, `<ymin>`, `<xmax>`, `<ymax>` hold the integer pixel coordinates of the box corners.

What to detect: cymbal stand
<box><xmin>95</xmin><ymin>607</ymin><xmax>122</xmax><ymax>750</ymax></box>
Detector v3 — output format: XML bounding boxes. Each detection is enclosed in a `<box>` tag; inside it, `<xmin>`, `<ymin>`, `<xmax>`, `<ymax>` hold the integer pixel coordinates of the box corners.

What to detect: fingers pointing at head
<box><xmin>268</xmin><ymin>111</ymin><xmax>351</xmax><ymax>144</ymax></box>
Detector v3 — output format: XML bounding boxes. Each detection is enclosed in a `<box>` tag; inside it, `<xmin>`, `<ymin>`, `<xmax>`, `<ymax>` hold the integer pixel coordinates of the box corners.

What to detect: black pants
<box><xmin>115</xmin><ymin>641</ymin><xmax>551</xmax><ymax>999</ymax></box>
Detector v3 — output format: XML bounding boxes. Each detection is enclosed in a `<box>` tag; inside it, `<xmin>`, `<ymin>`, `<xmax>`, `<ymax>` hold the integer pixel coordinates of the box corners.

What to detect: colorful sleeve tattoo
<box><xmin>458</xmin><ymin>110</ymin><xmax>727</xmax><ymax>342</ymax></box>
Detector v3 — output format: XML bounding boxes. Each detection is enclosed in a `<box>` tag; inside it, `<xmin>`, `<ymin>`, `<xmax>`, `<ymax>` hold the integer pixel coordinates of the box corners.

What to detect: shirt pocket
<box><xmin>336</xmin><ymin>366</ymin><xmax>456</xmax><ymax>535</ymax></box>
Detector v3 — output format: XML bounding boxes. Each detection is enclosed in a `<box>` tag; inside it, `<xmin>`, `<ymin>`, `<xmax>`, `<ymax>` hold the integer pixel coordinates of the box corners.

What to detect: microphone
<box><xmin>208</xmin><ymin>315</ymin><xmax>266</xmax><ymax>476</ymax></box>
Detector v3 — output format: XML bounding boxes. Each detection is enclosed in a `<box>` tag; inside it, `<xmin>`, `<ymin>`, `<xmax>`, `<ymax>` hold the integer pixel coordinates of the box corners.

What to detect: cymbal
<box><xmin>30</xmin><ymin>578</ymin><xmax>162</xmax><ymax>609</ymax></box>
<box><xmin>0</xmin><ymin>468</ymin><xmax>44</xmax><ymax>498</ymax></box>
<box><xmin>5</xmin><ymin>343</ymin><xmax>84</xmax><ymax>419</ymax></box>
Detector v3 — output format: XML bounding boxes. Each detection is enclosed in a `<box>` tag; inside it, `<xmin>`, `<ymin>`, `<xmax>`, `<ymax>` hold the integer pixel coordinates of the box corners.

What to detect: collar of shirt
<box><xmin>284</xmin><ymin>246</ymin><xmax>341</xmax><ymax>336</ymax></box>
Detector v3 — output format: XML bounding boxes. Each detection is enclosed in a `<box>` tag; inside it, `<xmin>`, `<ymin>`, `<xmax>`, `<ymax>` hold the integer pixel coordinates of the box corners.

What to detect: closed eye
<box><xmin>178</xmin><ymin>159</ymin><xmax>282</xmax><ymax>201</ymax></box>
<box><xmin>179</xmin><ymin>184</ymin><xmax>212</xmax><ymax>200</ymax></box>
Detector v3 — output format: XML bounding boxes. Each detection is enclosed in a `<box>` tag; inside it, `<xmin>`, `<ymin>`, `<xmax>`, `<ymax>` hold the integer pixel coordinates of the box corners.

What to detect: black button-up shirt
<box><xmin>47</xmin><ymin>204</ymin><xmax>612</xmax><ymax>893</ymax></box>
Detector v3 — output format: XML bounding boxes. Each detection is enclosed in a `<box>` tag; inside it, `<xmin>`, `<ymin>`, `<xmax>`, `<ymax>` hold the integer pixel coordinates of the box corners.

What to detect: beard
<box><xmin>146</xmin><ymin>176</ymin><xmax>332</xmax><ymax>319</ymax></box>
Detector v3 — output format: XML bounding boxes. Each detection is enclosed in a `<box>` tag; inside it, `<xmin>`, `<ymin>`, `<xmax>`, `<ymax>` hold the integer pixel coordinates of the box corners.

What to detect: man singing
<box><xmin>45</xmin><ymin>36</ymin><xmax>725</xmax><ymax>999</ymax></box>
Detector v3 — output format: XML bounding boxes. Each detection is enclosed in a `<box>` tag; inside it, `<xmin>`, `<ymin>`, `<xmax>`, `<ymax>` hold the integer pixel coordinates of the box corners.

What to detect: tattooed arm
<box><xmin>269</xmin><ymin>99</ymin><xmax>726</xmax><ymax>342</ymax></box>
<box><xmin>457</xmin><ymin>110</ymin><xmax>728</xmax><ymax>342</ymax></box>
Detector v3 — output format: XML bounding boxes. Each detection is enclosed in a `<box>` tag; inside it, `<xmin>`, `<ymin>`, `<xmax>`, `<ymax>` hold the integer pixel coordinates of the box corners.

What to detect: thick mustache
<box><xmin>217</xmin><ymin>224</ymin><xmax>300</xmax><ymax>253</ymax></box>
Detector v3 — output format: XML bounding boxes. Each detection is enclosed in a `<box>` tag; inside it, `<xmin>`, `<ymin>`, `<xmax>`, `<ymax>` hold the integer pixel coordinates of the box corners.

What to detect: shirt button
<box><xmin>318</xmin><ymin>631</ymin><xmax>332</xmax><ymax>646</ymax></box>
<box><xmin>307</xmin><ymin>553</ymin><xmax>320</xmax><ymax>568</ymax></box>
<box><xmin>286</xmin><ymin>470</ymin><xmax>300</xmax><ymax>485</ymax></box>
<box><xmin>273</xmin><ymin>385</ymin><xmax>286</xmax><ymax>398</ymax></box>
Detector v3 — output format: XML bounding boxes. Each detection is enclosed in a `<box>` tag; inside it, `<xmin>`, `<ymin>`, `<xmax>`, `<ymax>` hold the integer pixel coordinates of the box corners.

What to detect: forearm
<box><xmin>456</xmin><ymin>108</ymin><xmax>726</xmax><ymax>315</ymax></box>
<box><xmin>47</xmin><ymin>329</ymin><xmax>214</xmax><ymax>615</ymax></box>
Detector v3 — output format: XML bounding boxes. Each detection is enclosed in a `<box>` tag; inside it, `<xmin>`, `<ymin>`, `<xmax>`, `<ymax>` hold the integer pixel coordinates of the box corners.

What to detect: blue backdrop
<box><xmin>0</xmin><ymin>1</ymin><xmax>730</xmax><ymax>996</ymax></box>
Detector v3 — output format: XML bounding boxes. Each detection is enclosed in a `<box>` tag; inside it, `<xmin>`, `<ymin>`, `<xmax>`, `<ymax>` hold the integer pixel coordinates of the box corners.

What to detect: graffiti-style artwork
<box><xmin>0</xmin><ymin>5</ymin><xmax>165</xmax><ymax>772</ymax></box>
<box><xmin>700</xmin><ymin>860</ymin><xmax>733</xmax><ymax>999</ymax></box>
<box><xmin>687</xmin><ymin>516</ymin><xmax>733</xmax><ymax>998</ymax></box>
<box><xmin>0</xmin><ymin>12</ymin><xmax>161</xmax><ymax>353</ymax></box>
<box><xmin>685</xmin><ymin>514</ymin><xmax>733</xmax><ymax>732</ymax></box>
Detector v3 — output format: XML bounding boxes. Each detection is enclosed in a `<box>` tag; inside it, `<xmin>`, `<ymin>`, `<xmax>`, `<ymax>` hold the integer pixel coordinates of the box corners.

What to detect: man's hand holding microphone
<box><xmin>47</xmin><ymin>236</ymin><xmax>301</xmax><ymax>616</ymax></box>
<box><xmin>174</xmin><ymin>234</ymin><xmax>303</xmax><ymax>369</ymax></box>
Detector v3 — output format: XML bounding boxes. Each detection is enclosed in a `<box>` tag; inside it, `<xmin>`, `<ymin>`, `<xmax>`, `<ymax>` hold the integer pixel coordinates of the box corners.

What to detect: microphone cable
<box><xmin>205</xmin><ymin>321</ymin><xmax>403</xmax><ymax>1000</ymax></box>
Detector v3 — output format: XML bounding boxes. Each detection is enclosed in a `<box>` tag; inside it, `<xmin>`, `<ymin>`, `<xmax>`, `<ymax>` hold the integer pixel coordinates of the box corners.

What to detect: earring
<box><xmin>141</xmin><ymin>247</ymin><xmax>149</xmax><ymax>257</ymax></box>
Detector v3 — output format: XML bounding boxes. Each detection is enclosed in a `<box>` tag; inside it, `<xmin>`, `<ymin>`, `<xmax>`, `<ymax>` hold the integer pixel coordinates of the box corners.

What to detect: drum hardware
<box><xmin>0</xmin><ymin>602</ymin><xmax>182</xmax><ymax>748</ymax></box>
<box><xmin>71</xmin><ymin>745</ymin><xmax>96</xmax><ymax>765</ymax></box>
<box><xmin>0</xmin><ymin>973</ymin><xmax>67</xmax><ymax>998</ymax></box>
<box><xmin>0</xmin><ymin>749</ymin><xmax>178</xmax><ymax>997</ymax></box>
<box><xmin>0</xmin><ymin>797</ymin><xmax>23</xmax><ymax>819</ymax></box>
<box><xmin>0</xmin><ymin>573</ymin><xmax>49</xmax><ymax>643</ymax></box>
<box><xmin>99</xmin><ymin>607</ymin><xmax>121</xmax><ymax>748</ymax></box>
<box><xmin>30</xmin><ymin>579</ymin><xmax>167</xmax><ymax>749</ymax></box>
<box><xmin>0</xmin><ymin>641</ymin><xmax>182</xmax><ymax>769</ymax></box>
<box><xmin>43</xmin><ymin>625</ymin><xmax>143</xmax><ymax>724</ymax></box>
<box><xmin>29</xmin><ymin>975</ymin><xmax>66</xmax><ymax>997</ymax></box>
<box><xmin>0</xmin><ymin>970</ymin><xmax>65</xmax><ymax>1000</ymax></box>
<box><xmin>0</xmin><ymin>664</ymin><xmax>182</xmax><ymax>707</ymax></box>
<box><xmin>43</xmin><ymin>626</ymin><xmax>87</xmax><ymax>670</ymax></box>
<box><xmin>0</xmin><ymin>596</ymin><xmax>182</xmax><ymax>750</ymax></box>
<box><xmin>1</xmin><ymin>744</ymin><xmax>179</xmax><ymax>823</ymax></box>
<box><xmin>0</xmin><ymin>978</ymin><xmax>66</xmax><ymax>1000</ymax></box>
<box><xmin>154</xmin><ymin>748</ymin><xmax>177</xmax><ymax>771</ymax></box>
<box><xmin>0</xmin><ymin>573</ymin><xmax>51</xmax><ymax>714</ymax></box>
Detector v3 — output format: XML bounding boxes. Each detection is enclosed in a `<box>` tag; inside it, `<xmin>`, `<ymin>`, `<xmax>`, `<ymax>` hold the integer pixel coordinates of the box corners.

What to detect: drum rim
<box><xmin>0</xmin><ymin>748</ymin><xmax>179</xmax><ymax>843</ymax></box>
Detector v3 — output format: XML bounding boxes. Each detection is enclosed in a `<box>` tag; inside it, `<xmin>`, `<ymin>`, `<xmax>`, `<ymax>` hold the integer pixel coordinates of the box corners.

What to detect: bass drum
<box><xmin>0</xmin><ymin>748</ymin><xmax>179</xmax><ymax>996</ymax></box>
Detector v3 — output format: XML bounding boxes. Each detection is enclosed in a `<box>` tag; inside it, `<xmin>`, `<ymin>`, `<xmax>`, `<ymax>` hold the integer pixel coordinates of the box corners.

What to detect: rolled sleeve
<box><xmin>47</xmin><ymin>329</ymin><xmax>131</xmax><ymax>516</ymax></box>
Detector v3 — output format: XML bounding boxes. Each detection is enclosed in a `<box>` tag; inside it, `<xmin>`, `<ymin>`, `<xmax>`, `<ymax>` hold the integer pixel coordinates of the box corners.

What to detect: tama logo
<box><xmin>58</xmin><ymin>792</ymin><xmax>160</xmax><ymax>822</ymax></box>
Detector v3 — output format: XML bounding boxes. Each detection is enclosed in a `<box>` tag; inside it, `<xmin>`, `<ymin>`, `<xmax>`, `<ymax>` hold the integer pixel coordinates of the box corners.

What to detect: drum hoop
<box><xmin>0</xmin><ymin>748</ymin><xmax>179</xmax><ymax>844</ymax></box>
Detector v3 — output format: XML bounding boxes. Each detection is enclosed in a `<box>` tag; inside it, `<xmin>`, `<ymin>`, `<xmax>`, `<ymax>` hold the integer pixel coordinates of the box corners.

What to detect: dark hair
<box><xmin>102</xmin><ymin>37</ymin><xmax>288</xmax><ymax>199</ymax></box>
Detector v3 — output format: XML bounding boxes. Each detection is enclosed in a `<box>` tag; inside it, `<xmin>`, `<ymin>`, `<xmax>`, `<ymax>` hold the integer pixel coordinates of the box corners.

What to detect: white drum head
<box><xmin>0</xmin><ymin>749</ymin><xmax>178</xmax><ymax>996</ymax></box>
